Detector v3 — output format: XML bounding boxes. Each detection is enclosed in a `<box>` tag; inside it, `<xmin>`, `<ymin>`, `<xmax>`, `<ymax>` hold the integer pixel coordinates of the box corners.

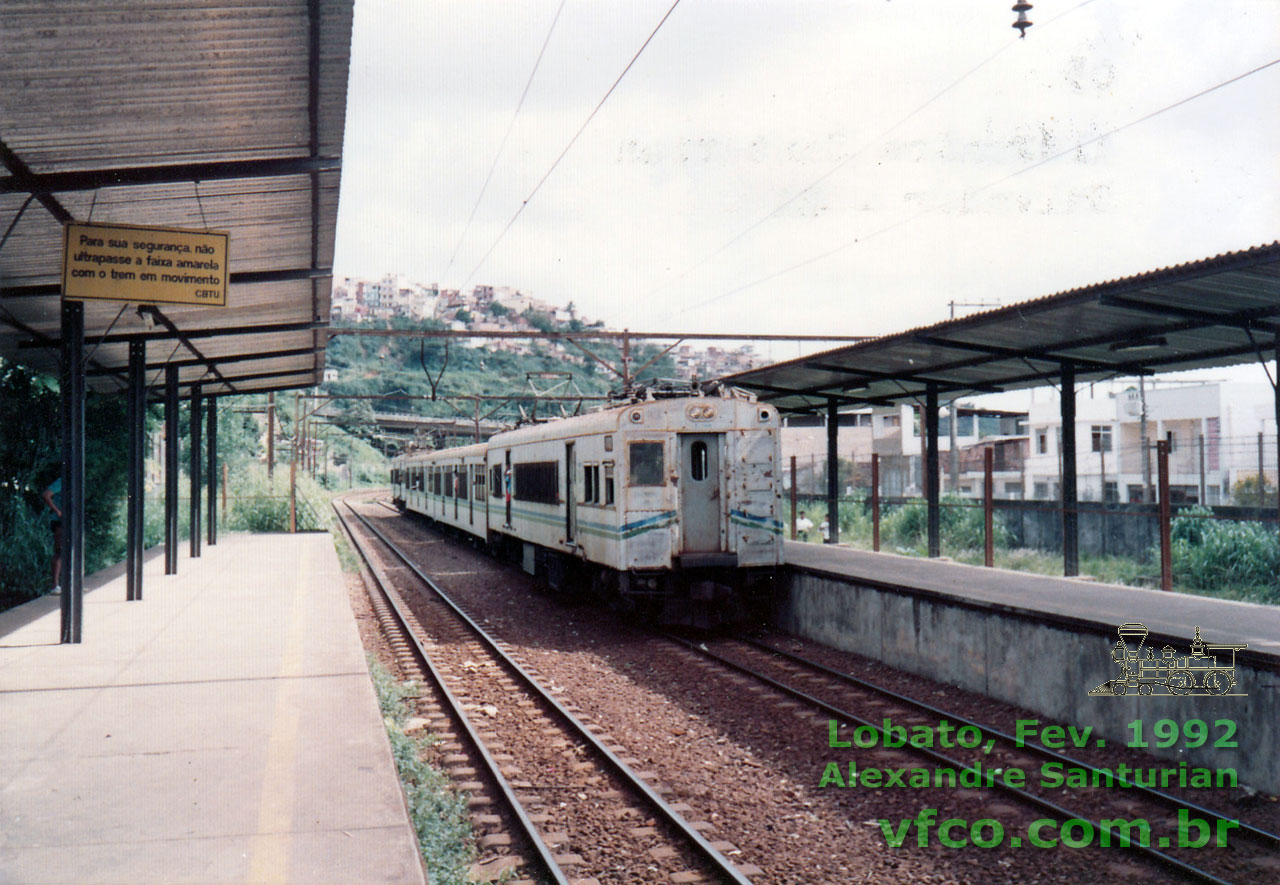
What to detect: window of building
<box><xmin>1004</xmin><ymin>481</ymin><xmax>1022</xmax><ymax>497</ymax></box>
<box><xmin>514</xmin><ymin>461</ymin><xmax>559</xmax><ymax>504</ymax></box>
<box><xmin>1037</xmin><ymin>431</ymin><xmax>1048</xmax><ymax>455</ymax></box>
<box><xmin>1166</xmin><ymin>430</ymin><xmax>1177</xmax><ymax>452</ymax></box>
<box><xmin>629</xmin><ymin>442</ymin><xmax>664</xmax><ymax>486</ymax></box>
<box><xmin>1103</xmin><ymin>481</ymin><xmax>1118</xmax><ymax>503</ymax></box>
<box><xmin>1091</xmin><ymin>425</ymin><xmax>1112</xmax><ymax>453</ymax></box>
<box><xmin>882</xmin><ymin>414</ymin><xmax>900</xmax><ymax>428</ymax></box>
<box><xmin>1033</xmin><ymin>482</ymin><xmax>1049</xmax><ymax>499</ymax></box>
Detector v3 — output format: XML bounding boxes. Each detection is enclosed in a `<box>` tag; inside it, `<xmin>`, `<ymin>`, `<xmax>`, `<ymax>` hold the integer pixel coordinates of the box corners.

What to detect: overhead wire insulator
<box><xmin>1012</xmin><ymin>2</ymin><xmax>1033</xmax><ymax>38</ymax></box>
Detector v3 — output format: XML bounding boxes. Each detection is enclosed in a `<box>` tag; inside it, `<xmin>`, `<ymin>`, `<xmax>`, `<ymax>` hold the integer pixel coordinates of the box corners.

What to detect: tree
<box><xmin>1232</xmin><ymin>475</ymin><xmax>1274</xmax><ymax>507</ymax></box>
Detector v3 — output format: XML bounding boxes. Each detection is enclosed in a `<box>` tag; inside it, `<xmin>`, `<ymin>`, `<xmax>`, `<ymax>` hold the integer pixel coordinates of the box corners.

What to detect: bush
<box><xmin>1169</xmin><ymin>508</ymin><xmax>1280</xmax><ymax>603</ymax></box>
<box><xmin>881</xmin><ymin>495</ymin><xmax>1008</xmax><ymax>552</ymax></box>
<box><xmin>224</xmin><ymin>464</ymin><xmax>328</xmax><ymax>533</ymax></box>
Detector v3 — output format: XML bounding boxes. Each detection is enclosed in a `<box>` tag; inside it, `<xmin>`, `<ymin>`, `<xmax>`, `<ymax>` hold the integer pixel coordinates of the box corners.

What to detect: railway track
<box><xmin>337</xmin><ymin>498</ymin><xmax>759</xmax><ymax>885</ymax></box>
<box><xmin>668</xmin><ymin>633</ymin><xmax>1280</xmax><ymax>885</ymax></box>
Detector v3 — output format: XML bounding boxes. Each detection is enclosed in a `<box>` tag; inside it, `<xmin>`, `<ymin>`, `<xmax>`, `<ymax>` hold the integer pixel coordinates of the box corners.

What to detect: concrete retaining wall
<box><xmin>776</xmin><ymin>568</ymin><xmax>1280</xmax><ymax>794</ymax></box>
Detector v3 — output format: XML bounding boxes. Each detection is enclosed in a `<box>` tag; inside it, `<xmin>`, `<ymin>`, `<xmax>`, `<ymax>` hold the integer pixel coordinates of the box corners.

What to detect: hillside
<box><xmin>322</xmin><ymin>316</ymin><xmax>681</xmax><ymax>430</ymax></box>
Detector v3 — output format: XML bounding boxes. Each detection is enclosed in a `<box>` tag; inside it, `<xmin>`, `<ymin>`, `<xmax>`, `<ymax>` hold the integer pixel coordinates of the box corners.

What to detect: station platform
<box><xmin>0</xmin><ymin>533</ymin><xmax>426</xmax><ymax>885</ymax></box>
<box><xmin>779</xmin><ymin>540</ymin><xmax>1280</xmax><ymax>792</ymax></box>
<box><xmin>783</xmin><ymin>540</ymin><xmax>1280</xmax><ymax>662</ymax></box>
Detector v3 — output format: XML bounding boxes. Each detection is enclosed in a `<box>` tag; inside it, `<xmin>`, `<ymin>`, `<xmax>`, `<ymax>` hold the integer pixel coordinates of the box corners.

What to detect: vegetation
<box><xmin>785</xmin><ymin>495</ymin><xmax>1279</xmax><ymax>604</ymax></box>
<box><xmin>323</xmin><ymin>316</ymin><xmax>678</xmax><ymax>425</ymax></box>
<box><xmin>1168</xmin><ymin>506</ymin><xmax>1279</xmax><ymax>604</ymax></box>
<box><xmin>0</xmin><ymin>359</ymin><xmax>128</xmax><ymax>609</ymax></box>
<box><xmin>0</xmin><ymin>352</ymin><xmax>387</xmax><ymax>612</ymax></box>
<box><xmin>369</xmin><ymin>658</ymin><xmax>475</xmax><ymax>884</ymax></box>
<box><xmin>1231</xmin><ymin>474</ymin><xmax>1275</xmax><ymax>508</ymax></box>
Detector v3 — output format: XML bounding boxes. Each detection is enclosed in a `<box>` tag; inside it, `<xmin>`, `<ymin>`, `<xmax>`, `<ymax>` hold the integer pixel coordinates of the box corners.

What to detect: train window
<box><xmin>690</xmin><ymin>441</ymin><xmax>709</xmax><ymax>481</ymax></box>
<box><xmin>491</xmin><ymin>464</ymin><xmax>503</xmax><ymax>498</ymax></box>
<box><xmin>514</xmin><ymin>461</ymin><xmax>559</xmax><ymax>505</ymax></box>
<box><xmin>443</xmin><ymin>467</ymin><xmax>453</xmax><ymax>498</ymax></box>
<box><xmin>474</xmin><ymin>466</ymin><xmax>485</xmax><ymax>497</ymax></box>
<box><xmin>629</xmin><ymin>442</ymin><xmax>664</xmax><ymax>486</ymax></box>
<box><xmin>603</xmin><ymin>464</ymin><xmax>615</xmax><ymax>505</ymax></box>
<box><xmin>456</xmin><ymin>468</ymin><xmax>467</xmax><ymax>501</ymax></box>
<box><xmin>582</xmin><ymin>465</ymin><xmax>601</xmax><ymax>504</ymax></box>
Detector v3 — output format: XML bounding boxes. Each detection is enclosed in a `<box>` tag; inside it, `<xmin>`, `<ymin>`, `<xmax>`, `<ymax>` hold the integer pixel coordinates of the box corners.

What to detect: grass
<box><xmin>368</xmin><ymin>657</ymin><xmax>476</xmax><ymax>885</ymax></box>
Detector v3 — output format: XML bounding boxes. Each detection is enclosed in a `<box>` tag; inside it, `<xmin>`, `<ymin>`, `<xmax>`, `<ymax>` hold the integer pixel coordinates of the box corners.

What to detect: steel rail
<box><xmin>346</xmin><ymin>503</ymin><xmax>755</xmax><ymax>885</ymax></box>
<box><xmin>335</xmin><ymin>501</ymin><xmax>571</xmax><ymax>885</ymax></box>
<box><xmin>660</xmin><ymin>632</ymin><xmax>1234</xmax><ymax>885</ymax></box>
<box><xmin>742</xmin><ymin>637</ymin><xmax>1280</xmax><ymax>851</ymax></box>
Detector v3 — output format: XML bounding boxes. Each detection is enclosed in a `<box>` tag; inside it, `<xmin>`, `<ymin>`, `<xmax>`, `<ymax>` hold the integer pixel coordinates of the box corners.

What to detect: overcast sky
<box><xmin>333</xmin><ymin>0</ymin><xmax>1279</xmax><ymax>372</ymax></box>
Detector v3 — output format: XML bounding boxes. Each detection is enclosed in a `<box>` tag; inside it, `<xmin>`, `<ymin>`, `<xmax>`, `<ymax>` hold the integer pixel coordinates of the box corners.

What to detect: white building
<box><xmin>1023</xmin><ymin>381</ymin><xmax>1277</xmax><ymax>504</ymax></box>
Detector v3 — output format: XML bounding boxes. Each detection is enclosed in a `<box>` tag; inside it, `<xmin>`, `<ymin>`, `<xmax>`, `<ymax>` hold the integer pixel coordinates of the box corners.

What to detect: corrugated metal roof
<box><xmin>0</xmin><ymin>0</ymin><xmax>353</xmax><ymax>394</ymax></box>
<box><xmin>721</xmin><ymin>242</ymin><xmax>1280</xmax><ymax>412</ymax></box>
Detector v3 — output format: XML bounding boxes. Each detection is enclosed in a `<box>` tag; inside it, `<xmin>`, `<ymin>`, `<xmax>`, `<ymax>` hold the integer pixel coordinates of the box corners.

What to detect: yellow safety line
<box><xmin>247</xmin><ymin>541</ymin><xmax>311</xmax><ymax>882</ymax></box>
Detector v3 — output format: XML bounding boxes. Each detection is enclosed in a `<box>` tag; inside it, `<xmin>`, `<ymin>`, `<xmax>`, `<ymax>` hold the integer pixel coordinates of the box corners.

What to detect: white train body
<box><xmin>390</xmin><ymin>391</ymin><xmax>783</xmax><ymax>618</ymax></box>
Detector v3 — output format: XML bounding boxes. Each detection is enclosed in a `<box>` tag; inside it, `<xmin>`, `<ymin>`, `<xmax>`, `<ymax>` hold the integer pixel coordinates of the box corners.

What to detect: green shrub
<box><xmin>1169</xmin><ymin>508</ymin><xmax>1280</xmax><ymax>603</ymax></box>
<box><xmin>881</xmin><ymin>495</ymin><xmax>1008</xmax><ymax>553</ymax></box>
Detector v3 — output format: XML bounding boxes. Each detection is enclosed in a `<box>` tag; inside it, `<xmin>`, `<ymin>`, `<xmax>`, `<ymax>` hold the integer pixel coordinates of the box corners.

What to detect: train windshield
<box><xmin>629</xmin><ymin>442</ymin><xmax>664</xmax><ymax>486</ymax></box>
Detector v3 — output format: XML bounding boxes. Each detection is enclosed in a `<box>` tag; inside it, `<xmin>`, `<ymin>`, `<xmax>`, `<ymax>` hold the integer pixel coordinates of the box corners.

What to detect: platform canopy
<box><xmin>0</xmin><ymin>0</ymin><xmax>354</xmax><ymax>395</ymax></box>
<box><xmin>722</xmin><ymin>242</ymin><xmax>1280</xmax><ymax>412</ymax></box>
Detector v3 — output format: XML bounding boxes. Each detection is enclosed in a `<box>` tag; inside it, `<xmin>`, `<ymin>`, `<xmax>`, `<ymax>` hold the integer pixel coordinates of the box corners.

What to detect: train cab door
<box><xmin>565</xmin><ymin>442</ymin><xmax>577</xmax><ymax>543</ymax></box>
<box><xmin>678</xmin><ymin>433</ymin><xmax>723</xmax><ymax>552</ymax></box>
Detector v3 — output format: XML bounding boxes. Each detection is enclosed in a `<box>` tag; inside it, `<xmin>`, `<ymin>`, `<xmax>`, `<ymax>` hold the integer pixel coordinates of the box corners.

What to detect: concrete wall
<box><xmin>776</xmin><ymin>568</ymin><xmax>1280</xmax><ymax>793</ymax></box>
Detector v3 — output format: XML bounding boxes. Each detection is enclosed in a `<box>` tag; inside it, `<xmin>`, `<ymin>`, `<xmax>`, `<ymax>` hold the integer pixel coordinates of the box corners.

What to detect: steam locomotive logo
<box><xmin>1088</xmin><ymin>623</ymin><xmax>1248</xmax><ymax>697</ymax></box>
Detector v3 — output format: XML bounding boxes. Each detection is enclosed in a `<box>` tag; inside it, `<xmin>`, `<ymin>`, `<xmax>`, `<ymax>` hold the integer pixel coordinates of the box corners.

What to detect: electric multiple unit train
<box><xmin>390</xmin><ymin>386</ymin><xmax>783</xmax><ymax>622</ymax></box>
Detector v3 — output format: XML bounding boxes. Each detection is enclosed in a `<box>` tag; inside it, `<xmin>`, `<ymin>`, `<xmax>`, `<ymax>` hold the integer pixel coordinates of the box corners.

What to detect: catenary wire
<box><xmin>639</xmin><ymin>0</ymin><xmax>1102</xmax><ymax>322</ymax></box>
<box><xmin>675</xmin><ymin>55</ymin><xmax>1280</xmax><ymax>317</ymax></box>
<box><xmin>442</xmin><ymin>0</ymin><xmax>569</xmax><ymax>282</ymax></box>
<box><xmin>460</xmin><ymin>0</ymin><xmax>685</xmax><ymax>291</ymax></box>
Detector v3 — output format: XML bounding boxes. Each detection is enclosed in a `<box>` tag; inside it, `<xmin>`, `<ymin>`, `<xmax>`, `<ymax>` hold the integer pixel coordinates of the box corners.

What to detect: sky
<box><xmin>333</xmin><ymin>0</ymin><xmax>1280</xmax><ymax>379</ymax></box>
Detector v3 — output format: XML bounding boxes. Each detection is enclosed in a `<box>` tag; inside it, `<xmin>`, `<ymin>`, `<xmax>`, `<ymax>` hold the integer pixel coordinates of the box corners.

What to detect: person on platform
<box><xmin>42</xmin><ymin>476</ymin><xmax>62</xmax><ymax>595</ymax></box>
<box><xmin>795</xmin><ymin>510</ymin><xmax>814</xmax><ymax>541</ymax></box>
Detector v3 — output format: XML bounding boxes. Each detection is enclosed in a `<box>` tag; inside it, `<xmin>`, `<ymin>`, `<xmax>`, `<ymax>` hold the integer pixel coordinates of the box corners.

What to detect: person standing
<box><xmin>42</xmin><ymin>476</ymin><xmax>62</xmax><ymax>595</ymax></box>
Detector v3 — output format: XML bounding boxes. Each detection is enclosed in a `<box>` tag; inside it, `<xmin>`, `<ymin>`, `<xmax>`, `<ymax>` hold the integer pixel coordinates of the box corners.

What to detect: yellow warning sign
<box><xmin>62</xmin><ymin>221</ymin><xmax>229</xmax><ymax>307</ymax></box>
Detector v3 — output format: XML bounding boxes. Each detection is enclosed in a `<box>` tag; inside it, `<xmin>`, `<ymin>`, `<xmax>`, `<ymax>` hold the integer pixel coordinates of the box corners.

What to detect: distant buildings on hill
<box><xmin>329</xmin><ymin>275</ymin><xmax>758</xmax><ymax>380</ymax></box>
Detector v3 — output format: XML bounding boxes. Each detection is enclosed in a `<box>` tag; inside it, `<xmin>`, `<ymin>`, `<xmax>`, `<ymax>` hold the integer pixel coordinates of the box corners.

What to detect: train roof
<box><xmin>391</xmin><ymin>389</ymin><xmax>771</xmax><ymax>464</ymax></box>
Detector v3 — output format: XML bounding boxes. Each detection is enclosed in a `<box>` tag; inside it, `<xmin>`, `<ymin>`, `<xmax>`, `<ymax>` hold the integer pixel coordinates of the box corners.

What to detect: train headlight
<box><xmin>630</xmin><ymin>410</ymin><xmax>644</xmax><ymax>423</ymax></box>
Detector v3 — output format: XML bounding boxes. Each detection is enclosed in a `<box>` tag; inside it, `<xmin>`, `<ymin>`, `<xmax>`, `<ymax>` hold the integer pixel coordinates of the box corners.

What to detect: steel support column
<box><xmin>871</xmin><ymin>453</ymin><xmax>880</xmax><ymax>553</ymax></box>
<box><xmin>59</xmin><ymin>301</ymin><xmax>85</xmax><ymax>643</ymax></box>
<box><xmin>925</xmin><ymin>383</ymin><xmax>940</xmax><ymax>557</ymax></box>
<box><xmin>1061</xmin><ymin>361</ymin><xmax>1079</xmax><ymax>576</ymax></box>
<box><xmin>206</xmin><ymin>395</ymin><xmax>217</xmax><ymax>547</ymax></box>
<box><xmin>189</xmin><ymin>384</ymin><xmax>202</xmax><ymax>558</ymax></box>
<box><xmin>1158</xmin><ymin>440</ymin><xmax>1172</xmax><ymax>591</ymax></box>
<box><xmin>126</xmin><ymin>340</ymin><xmax>145</xmax><ymax>601</ymax></box>
<box><xmin>164</xmin><ymin>366</ymin><xmax>179</xmax><ymax>574</ymax></box>
<box><xmin>826</xmin><ymin>398</ymin><xmax>839</xmax><ymax>544</ymax></box>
